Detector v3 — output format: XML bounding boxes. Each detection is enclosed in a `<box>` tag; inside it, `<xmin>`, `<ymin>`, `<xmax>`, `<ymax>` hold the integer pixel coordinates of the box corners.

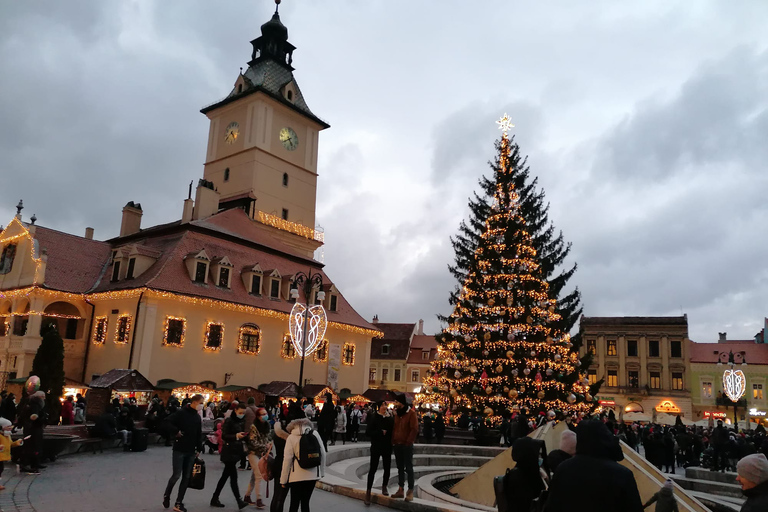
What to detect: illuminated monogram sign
<box><xmin>289</xmin><ymin>303</ymin><xmax>327</xmax><ymax>357</ymax></box>
<box><xmin>723</xmin><ymin>369</ymin><xmax>746</xmax><ymax>402</ymax></box>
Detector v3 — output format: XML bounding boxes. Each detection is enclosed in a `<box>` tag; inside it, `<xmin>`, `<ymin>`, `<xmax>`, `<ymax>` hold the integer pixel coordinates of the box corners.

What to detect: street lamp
<box><xmin>719</xmin><ymin>350</ymin><xmax>747</xmax><ymax>428</ymax></box>
<box><xmin>289</xmin><ymin>268</ymin><xmax>326</xmax><ymax>396</ymax></box>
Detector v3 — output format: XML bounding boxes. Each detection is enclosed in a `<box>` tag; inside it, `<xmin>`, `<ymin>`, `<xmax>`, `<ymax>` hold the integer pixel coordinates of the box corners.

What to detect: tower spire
<box><xmin>275</xmin><ymin>0</ymin><xmax>281</xmax><ymax>14</ymax></box>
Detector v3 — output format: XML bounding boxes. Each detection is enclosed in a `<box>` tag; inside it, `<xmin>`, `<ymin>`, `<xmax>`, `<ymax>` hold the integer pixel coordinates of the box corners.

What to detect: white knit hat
<box><xmin>0</xmin><ymin>418</ymin><xmax>12</xmax><ymax>429</ymax></box>
<box><xmin>737</xmin><ymin>453</ymin><xmax>768</xmax><ymax>485</ymax></box>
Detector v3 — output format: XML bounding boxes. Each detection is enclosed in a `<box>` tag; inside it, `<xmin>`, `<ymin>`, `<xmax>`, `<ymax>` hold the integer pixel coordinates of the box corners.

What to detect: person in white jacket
<box><xmin>280</xmin><ymin>418</ymin><xmax>326</xmax><ymax>512</ymax></box>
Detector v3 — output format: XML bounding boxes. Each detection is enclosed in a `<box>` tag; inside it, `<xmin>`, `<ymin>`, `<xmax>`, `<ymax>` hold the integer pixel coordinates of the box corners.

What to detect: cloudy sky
<box><xmin>2</xmin><ymin>1</ymin><xmax>768</xmax><ymax>343</ymax></box>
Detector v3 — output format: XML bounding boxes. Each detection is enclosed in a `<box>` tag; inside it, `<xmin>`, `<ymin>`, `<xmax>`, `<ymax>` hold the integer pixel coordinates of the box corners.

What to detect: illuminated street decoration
<box><xmin>723</xmin><ymin>369</ymin><xmax>746</xmax><ymax>402</ymax></box>
<box><xmin>655</xmin><ymin>400</ymin><xmax>681</xmax><ymax>413</ymax></box>
<box><xmin>289</xmin><ymin>302</ymin><xmax>327</xmax><ymax>357</ymax></box>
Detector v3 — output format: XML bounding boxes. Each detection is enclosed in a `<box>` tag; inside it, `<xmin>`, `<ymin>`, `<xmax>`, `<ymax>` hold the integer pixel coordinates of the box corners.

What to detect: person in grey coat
<box><xmin>642</xmin><ymin>479</ymin><xmax>678</xmax><ymax>512</ymax></box>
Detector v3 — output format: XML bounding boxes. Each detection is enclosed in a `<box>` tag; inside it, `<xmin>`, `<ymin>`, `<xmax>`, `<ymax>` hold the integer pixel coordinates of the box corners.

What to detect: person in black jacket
<box><xmin>211</xmin><ymin>402</ymin><xmax>248</xmax><ymax>510</ymax></box>
<box><xmin>544</xmin><ymin>420</ymin><xmax>643</xmax><ymax>512</ymax></box>
<box><xmin>0</xmin><ymin>393</ymin><xmax>17</xmax><ymax>423</ymax></box>
<box><xmin>163</xmin><ymin>394</ymin><xmax>205</xmax><ymax>512</ymax></box>
<box><xmin>365</xmin><ymin>402</ymin><xmax>394</xmax><ymax>505</ymax></box>
<box><xmin>317</xmin><ymin>394</ymin><xmax>336</xmax><ymax>450</ymax></box>
<box><xmin>18</xmin><ymin>392</ymin><xmax>46</xmax><ymax>474</ymax></box>
<box><xmin>116</xmin><ymin>406</ymin><xmax>135</xmax><ymax>452</ymax></box>
<box><xmin>504</xmin><ymin>437</ymin><xmax>548</xmax><ymax>512</ymax></box>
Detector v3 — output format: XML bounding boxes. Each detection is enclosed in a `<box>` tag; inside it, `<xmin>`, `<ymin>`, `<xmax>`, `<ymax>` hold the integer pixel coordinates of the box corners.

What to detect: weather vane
<box><xmin>496</xmin><ymin>113</ymin><xmax>514</xmax><ymax>135</ymax></box>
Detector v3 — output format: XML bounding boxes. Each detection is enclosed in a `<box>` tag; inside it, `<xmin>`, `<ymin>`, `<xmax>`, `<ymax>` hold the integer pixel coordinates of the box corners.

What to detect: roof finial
<box><xmin>30</xmin><ymin>214</ymin><xmax>37</xmax><ymax>225</ymax></box>
<box><xmin>275</xmin><ymin>0</ymin><xmax>281</xmax><ymax>14</ymax></box>
<box><xmin>15</xmin><ymin>199</ymin><xmax>23</xmax><ymax>219</ymax></box>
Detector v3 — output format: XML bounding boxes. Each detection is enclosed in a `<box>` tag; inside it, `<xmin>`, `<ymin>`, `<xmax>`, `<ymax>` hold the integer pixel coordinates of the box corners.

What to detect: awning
<box><xmin>623</xmin><ymin>412</ymin><xmax>652</xmax><ymax>422</ymax></box>
<box><xmin>155</xmin><ymin>380</ymin><xmax>194</xmax><ymax>391</ymax></box>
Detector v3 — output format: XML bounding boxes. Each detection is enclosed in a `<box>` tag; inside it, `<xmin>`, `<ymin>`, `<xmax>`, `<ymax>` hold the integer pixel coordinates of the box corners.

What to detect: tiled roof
<box><xmin>690</xmin><ymin>341</ymin><xmax>768</xmax><ymax>365</ymax></box>
<box><xmin>33</xmin><ymin>226</ymin><xmax>112</xmax><ymax>293</ymax></box>
<box><xmin>262</xmin><ymin>380</ymin><xmax>298</xmax><ymax>397</ymax></box>
<box><xmin>407</xmin><ymin>334</ymin><xmax>438</xmax><ymax>365</ymax></box>
<box><xmin>89</xmin><ymin>369</ymin><xmax>155</xmax><ymax>391</ymax></box>
<box><xmin>371</xmin><ymin>322</ymin><xmax>415</xmax><ymax>360</ymax></box>
<box><xmin>581</xmin><ymin>316</ymin><xmax>688</xmax><ymax>327</ymax></box>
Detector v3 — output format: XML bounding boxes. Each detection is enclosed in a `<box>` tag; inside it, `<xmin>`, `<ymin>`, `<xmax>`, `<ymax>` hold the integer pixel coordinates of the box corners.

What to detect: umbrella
<box><xmin>623</xmin><ymin>412</ymin><xmax>651</xmax><ymax>422</ymax></box>
<box><xmin>656</xmin><ymin>413</ymin><xmax>677</xmax><ymax>426</ymax></box>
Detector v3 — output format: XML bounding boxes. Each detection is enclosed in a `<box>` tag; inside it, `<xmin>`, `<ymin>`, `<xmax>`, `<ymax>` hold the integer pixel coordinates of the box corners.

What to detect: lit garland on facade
<box><xmin>342</xmin><ymin>342</ymin><xmax>356</xmax><ymax>366</ymax></box>
<box><xmin>237</xmin><ymin>324</ymin><xmax>262</xmax><ymax>355</ymax></box>
<box><xmin>280</xmin><ymin>333</ymin><xmax>296</xmax><ymax>359</ymax></box>
<box><xmin>93</xmin><ymin>316</ymin><xmax>108</xmax><ymax>345</ymax></box>
<box><xmin>0</xmin><ymin>317</ymin><xmax>8</xmax><ymax>337</ymax></box>
<box><xmin>114</xmin><ymin>314</ymin><xmax>132</xmax><ymax>344</ymax></box>
<box><xmin>204</xmin><ymin>321</ymin><xmax>224</xmax><ymax>351</ymax></box>
<box><xmin>0</xmin><ymin>311</ymin><xmax>82</xmax><ymax>319</ymax></box>
<box><xmin>0</xmin><ymin>286</ymin><xmax>383</xmax><ymax>338</ymax></box>
<box><xmin>313</xmin><ymin>339</ymin><xmax>329</xmax><ymax>363</ymax></box>
<box><xmin>162</xmin><ymin>316</ymin><xmax>186</xmax><ymax>347</ymax></box>
<box><xmin>256</xmin><ymin>210</ymin><xmax>324</xmax><ymax>242</ymax></box>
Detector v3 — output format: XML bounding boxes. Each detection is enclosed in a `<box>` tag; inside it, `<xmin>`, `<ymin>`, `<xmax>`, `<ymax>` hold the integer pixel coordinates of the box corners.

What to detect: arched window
<box><xmin>0</xmin><ymin>244</ymin><xmax>17</xmax><ymax>274</ymax></box>
<box><xmin>282</xmin><ymin>173</ymin><xmax>289</xmax><ymax>187</ymax></box>
<box><xmin>238</xmin><ymin>324</ymin><xmax>261</xmax><ymax>355</ymax></box>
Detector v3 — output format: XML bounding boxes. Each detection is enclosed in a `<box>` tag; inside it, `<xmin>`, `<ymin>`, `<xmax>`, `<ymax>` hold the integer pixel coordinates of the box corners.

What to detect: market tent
<box><xmin>623</xmin><ymin>412</ymin><xmax>652</xmax><ymax>422</ymax></box>
<box><xmin>87</xmin><ymin>369</ymin><xmax>155</xmax><ymax>419</ymax></box>
<box><xmin>216</xmin><ymin>385</ymin><xmax>265</xmax><ymax>405</ymax></box>
<box><xmin>262</xmin><ymin>381</ymin><xmax>300</xmax><ymax>398</ymax></box>
<box><xmin>694</xmin><ymin>419</ymin><xmax>712</xmax><ymax>427</ymax></box>
<box><xmin>656</xmin><ymin>413</ymin><xmax>678</xmax><ymax>426</ymax></box>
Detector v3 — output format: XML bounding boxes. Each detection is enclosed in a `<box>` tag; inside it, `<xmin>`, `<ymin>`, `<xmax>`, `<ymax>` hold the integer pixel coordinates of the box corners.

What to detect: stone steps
<box><xmin>684</xmin><ymin>467</ymin><xmax>738</xmax><ymax>485</ymax></box>
<box><xmin>671</xmin><ymin>475</ymin><xmax>744</xmax><ymax>499</ymax></box>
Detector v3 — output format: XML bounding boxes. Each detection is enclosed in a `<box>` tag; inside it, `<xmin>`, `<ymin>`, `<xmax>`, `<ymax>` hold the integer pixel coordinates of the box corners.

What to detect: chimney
<box><xmin>84</xmin><ymin>227</ymin><xmax>94</xmax><ymax>240</ymax></box>
<box><xmin>718</xmin><ymin>332</ymin><xmax>727</xmax><ymax>343</ymax></box>
<box><xmin>372</xmin><ymin>315</ymin><xmax>379</xmax><ymax>324</ymax></box>
<box><xmin>418</xmin><ymin>319</ymin><xmax>424</xmax><ymax>335</ymax></box>
<box><xmin>191</xmin><ymin>179</ymin><xmax>220</xmax><ymax>221</ymax></box>
<box><xmin>182</xmin><ymin>198</ymin><xmax>194</xmax><ymax>223</ymax></box>
<box><xmin>120</xmin><ymin>202</ymin><xmax>143</xmax><ymax>237</ymax></box>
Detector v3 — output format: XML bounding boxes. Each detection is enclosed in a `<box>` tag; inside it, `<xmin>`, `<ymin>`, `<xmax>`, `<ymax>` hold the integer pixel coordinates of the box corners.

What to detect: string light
<box><xmin>342</xmin><ymin>342</ymin><xmax>356</xmax><ymax>366</ymax></box>
<box><xmin>114</xmin><ymin>314</ymin><xmax>132</xmax><ymax>344</ymax></box>
<box><xmin>163</xmin><ymin>316</ymin><xmax>186</xmax><ymax>347</ymax></box>
<box><xmin>237</xmin><ymin>324</ymin><xmax>262</xmax><ymax>355</ymax></box>
<box><xmin>92</xmin><ymin>316</ymin><xmax>108</xmax><ymax>345</ymax></box>
<box><xmin>280</xmin><ymin>333</ymin><xmax>297</xmax><ymax>359</ymax></box>
<box><xmin>204</xmin><ymin>321</ymin><xmax>224</xmax><ymax>351</ymax></box>
<box><xmin>313</xmin><ymin>339</ymin><xmax>329</xmax><ymax>362</ymax></box>
<box><xmin>256</xmin><ymin>210</ymin><xmax>324</xmax><ymax>242</ymax></box>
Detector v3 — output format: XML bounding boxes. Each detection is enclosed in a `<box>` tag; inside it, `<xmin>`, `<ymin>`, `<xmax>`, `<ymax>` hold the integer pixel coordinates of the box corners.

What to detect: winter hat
<box><xmin>560</xmin><ymin>429</ymin><xmax>577</xmax><ymax>456</ymax></box>
<box><xmin>247</xmin><ymin>397</ymin><xmax>256</xmax><ymax>405</ymax></box>
<box><xmin>736</xmin><ymin>453</ymin><xmax>768</xmax><ymax>485</ymax></box>
<box><xmin>664</xmin><ymin>479</ymin><xmax>674</xmax><ymax>490</ymax></box>
<box><xmin>0</xmin><ymin>418</ymin><xmax>11</xmax><ymax>429</ymax></box>
<box><xmin>395</xmin><ymin>393</ymin><xmax>408</xmax><ymax>407</ymax></box>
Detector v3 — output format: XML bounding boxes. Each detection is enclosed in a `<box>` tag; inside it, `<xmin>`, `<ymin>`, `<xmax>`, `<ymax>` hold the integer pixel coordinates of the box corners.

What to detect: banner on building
<box><xmin>328</xmin><ymin>343</ymin><xmax>341</xmax><ymax>392</ymax></box>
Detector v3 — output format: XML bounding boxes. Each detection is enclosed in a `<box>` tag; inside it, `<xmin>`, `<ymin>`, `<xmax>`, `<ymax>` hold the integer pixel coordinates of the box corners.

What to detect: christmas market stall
<box><xmin>216</xmin><ymin>385</ymin><xmax>265</xmax><ymax>405</ymax></box>
<box><xmin>62</xmin><ymin>378</ymin><xmax>88</xmax><ymax>401</ymax></box>
<box><xmin>302</xmin><ymin>384</ymin><xmax>339</xmax><ymax>410</ymax></box>
<box><xmin>363</xmin><ymin>388</ymin><xmax>397</xmax><ymax>404</ymax></box>
<box><xmin>262</xmin><ymin>381</ymin><xmax>299</xmax><ymax>405</ymax></box>
<box><xmin>344</xmin><ymin>394</ymin><xmax>371</xmax><ymax>406</ymax></box>
<box><xmin>86</xmin><ymin>369</ymin><xmax>154</xmax><ymax>420</ymax></box>
<box><xmin>155</xmin><ymin>379</ymin><xmax>223</xmax><ymax>405</ymax></box>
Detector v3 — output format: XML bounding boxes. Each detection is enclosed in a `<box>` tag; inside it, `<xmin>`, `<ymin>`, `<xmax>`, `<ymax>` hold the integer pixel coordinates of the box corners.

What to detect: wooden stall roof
<box><xmin>89</xmin><ymin>369</ymin><xmax>155</xmax><ymax>392</ymax></box>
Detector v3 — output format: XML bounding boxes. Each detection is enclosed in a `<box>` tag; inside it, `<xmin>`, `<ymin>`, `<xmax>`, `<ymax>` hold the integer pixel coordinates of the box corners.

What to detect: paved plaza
<box><xmin>0</xmin><ymin>445</ymin><xmax>389</xmax><ymax>512</ymax></box>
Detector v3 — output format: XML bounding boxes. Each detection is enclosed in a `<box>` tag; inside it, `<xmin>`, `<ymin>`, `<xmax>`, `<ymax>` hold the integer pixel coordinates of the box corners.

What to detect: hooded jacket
<box><xmin>280</xmin><ymin>418</ymin><xmax>326</xmax><ymax>485</ymax></box>
<box><xmin>643</xmin><ymin>485</ymin><xmax>679</xmax><ymax>512</ymax></box>
<box><xmin>544</xmin><ymin>420</ymin><xmax>643</xmax><ymax>512</ymax></box>
<box><xmin>167</xmin><ymin>404</ymin><xmax>204</xmax><ymax>454</ymax></box>
<box><xmin>504</xmin><ymin>437</ymin><xmax>547</xmax><ymax>512</ymax></box>
<box><xmin>392</xmin><ymin>407</ymin><xmax>419</xmax><ymax>446</ymax></box>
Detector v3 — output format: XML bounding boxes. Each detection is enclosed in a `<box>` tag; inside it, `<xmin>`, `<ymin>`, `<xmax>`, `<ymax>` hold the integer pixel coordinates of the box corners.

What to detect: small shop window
<box><xmin>394</xmin><ymin>369</ymin><xmax>401</xmax><ymax>382</ymax></box>
<box><xmin>163</xmin><ymin>316</ymin><xmax>186</xmax><ymax>347</ymax></box>
<box><xmin>753</xmin><ymin>384</ymin><xmax>764</xmax><ymax>400</ymax></box>
<box><xmin>342</xmin><ymin>343</ymin><xmax>356</xmax><ymax>365</ymax></box>
<box><xmin>93</xmin><ymin>317</ymin><xmax>108</xmax><ymax>345</ymax></box>
<box><xmin>369</xmin><ymin>368</ymin><xmax>377</xmax><ymax>383</ymax></box>
<box><xmin>702</xmin><ymin>381</ymin><xmax>713</xmax><ymax>398</ymax></box>
<box><xmin>204</xmin><ymin>322</ymin><xmax>224</xmax><ymax>351</ymax></box>
<box><xmin>65</xmin><ymin>318</ymin><xmax>78</xmax><ymax>340</ymax></box>
<box><xmin>411</xmin><ymin>370</ymin><xmax>419</xmax><ymax>382</ymax></box>
<box><xmin>238</xmin><ymin>324</ymin><xmax>261</xmax><ymax>355</ymax></box>
<box><xmin>115</xmin><ymin>315</ymin><xmax>131</xmax><ymax>344</ymax></box>
<box><xmin>628</xmin><ymin>370</ymin><xmax>639</xmax><ymax>388</ymax></box>
<box><xmin>382</xmin><ymin>368</ymin><xmax>389</xmax><ymax>381</ymax></box>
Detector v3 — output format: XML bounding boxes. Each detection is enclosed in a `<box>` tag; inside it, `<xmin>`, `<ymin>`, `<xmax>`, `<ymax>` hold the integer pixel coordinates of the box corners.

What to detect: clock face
<box><xmin>224</xmin><ymin>122</ymin><xmax>239</xmax><ymax>144</ymax></box>
<box><xmin>279</xmin><ymin>127</ymin><xmax>298</xmax><ymax>151</ymax></box>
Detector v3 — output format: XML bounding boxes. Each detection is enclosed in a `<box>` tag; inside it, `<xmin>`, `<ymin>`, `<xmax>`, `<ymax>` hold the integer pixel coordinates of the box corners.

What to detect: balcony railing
<box><xmin>716</xmin><ymin>396</ymin><xmax>748</xmax><ymax>408</ymax></box>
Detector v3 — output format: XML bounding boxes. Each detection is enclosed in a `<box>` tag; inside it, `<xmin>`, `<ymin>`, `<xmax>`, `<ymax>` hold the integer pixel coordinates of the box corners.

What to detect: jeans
<box><xmin>165</xmin><ymin>451</ymin><xmax>196</xmax><ymax>503</ymax></box>
<box><xmin>118</xmin><ymin>429</ymin><xmax>132</xmax><ymax>445</ymax></box>
<box><xmin>245</xmin><ymin>452</ymin><xmax>263</xmax><ymax>499</ymax></box>
<box><xmin>288</xmin><ymin>480</ymin><xmax>316</xmax><ymax>512</ymax></box>
<box><xmin>366</xmin><ymin>445</ymin><xmax>391</xmax><ymax>491</ymax></box>
<box><xmin>214</xmin><ymin>461</ymin><xmax>241</xmax><ymax>501</ymax></box>
<box><xmin>393</xmin><ymin>444</ymin><xmax>414</xmax><ymax>490</ymax></box>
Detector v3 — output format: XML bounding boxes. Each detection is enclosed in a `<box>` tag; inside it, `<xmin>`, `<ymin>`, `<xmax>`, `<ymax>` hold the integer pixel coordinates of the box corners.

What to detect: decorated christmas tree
<box><xmin>423</xmin><ymin>115</ymin><xmax>597</xmax><ymax>422</ymax></box>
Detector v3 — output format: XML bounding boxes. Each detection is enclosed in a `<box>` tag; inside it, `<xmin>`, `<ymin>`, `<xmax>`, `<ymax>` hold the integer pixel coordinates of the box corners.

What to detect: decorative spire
<box><xmin>249</xmin><ymin>2</ymin><xmax>295</xmax><ymax>70</ymax></box>
<box><xmin>496</xmin><ymin>113</ymin><xmax>514</xmax><ymax>136</ymax></box>
<box><xmin>275</xmin><ymin>0</ymin><xmax>281</xmax><ymax>14</ymax></box>
<box><xmin>15</xmin><ymin>199</ymin><xmax>23</xmax><ymax>219</ymax></box>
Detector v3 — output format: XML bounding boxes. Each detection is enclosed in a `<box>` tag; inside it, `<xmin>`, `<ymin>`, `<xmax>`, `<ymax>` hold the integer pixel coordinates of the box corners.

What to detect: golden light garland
<box><xmin>0</xmin><ymin>311</ymin><xmax>82</xmax><ymax>319</ymax></box>
<box><xmin>342</xmin><ymin>342</ymin><xmax>356</xmax><ymax>366</ymax></box>
<box><xmin>280</xmin><ymin>333</ymin><xmax>296</xmax><ymax>359</ymax></box>
<box><xmin>313</xmin><ymin>339</ymin><xmax>329</xmax><ymax>363</ymax></box>
<box><xmin>162</xmin><ymin>316</ymin><xmax>186</xmax><ymax>347</ymax></box>
<box><xmin>114</xmin><ymin>314</ymin><xmax>132</xmax><ymax>344</ymax></box>
<box><xmin>204</xmin><ymin>321</ymin><xmax>224</xmax><ymax>351</ymax></box>
<box><xmin>256</xmin><ymin>210</ymin><xmax>324</xmax><ymax>242</ymax></box>
<box><xmin>0</xmin><ymin>318</ymin><xmax>8</xmax><ymax>337</ymax></box>
<box><xmin>92</xmin><ymin>316</ymin><xmax>108</xmax><ymax>345</ymax></box>
<box><xmin>237</xmin><ymin>324</ymin><xmax>262</xmax><ymax>355</ymax></box>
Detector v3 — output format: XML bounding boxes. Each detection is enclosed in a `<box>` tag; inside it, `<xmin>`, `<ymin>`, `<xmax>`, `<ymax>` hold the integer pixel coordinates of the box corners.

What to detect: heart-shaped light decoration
<box><xmin>289</xmin><ymin>302</ymin><xmax>328</xmax><ymax>357</ymax></box>
<box><xmin>723</xmin><ymin>368</ymin><xmax>746</xmax><ymax>402</ymax></box>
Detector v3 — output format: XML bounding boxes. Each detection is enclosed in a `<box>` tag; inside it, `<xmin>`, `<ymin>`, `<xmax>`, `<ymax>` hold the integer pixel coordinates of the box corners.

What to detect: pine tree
<box><xmin>424</xmin><ymin>117</ymin><xmax>596</xmax><ymax>421</ymax></box>
<box><xmin>32</xmin><ymin>325</ymin><xmax>65</xmax><ymax>423</ymax></box>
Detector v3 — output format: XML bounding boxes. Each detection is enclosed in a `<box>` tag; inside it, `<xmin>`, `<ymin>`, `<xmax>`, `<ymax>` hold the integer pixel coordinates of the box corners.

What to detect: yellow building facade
<box><xmin>0</xmin><ymin>9</ymin><xmax>380</xmax><ymax>394</ymax></box>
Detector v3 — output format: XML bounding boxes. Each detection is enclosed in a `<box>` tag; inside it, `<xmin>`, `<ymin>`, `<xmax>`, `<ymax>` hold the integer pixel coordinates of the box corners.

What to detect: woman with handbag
<box><xmin>210</xmin><ymin>403</ymin><xmax>248</xmax><ymax>509</ymax></box>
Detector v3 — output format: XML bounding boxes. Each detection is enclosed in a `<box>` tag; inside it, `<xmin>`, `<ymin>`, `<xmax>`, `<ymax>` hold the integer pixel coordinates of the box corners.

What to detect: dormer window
<box><xmin>329</xmin><ymin>295</ymin><xmax>338</xmax><ymax>312</ymax></box>
<box><xmin>282</xmin><ymin>209</ymin><xmax>289</xmax><ymax>221</ymax></box>
<box><xmin>251</xmin><ymin>274</ymin><xmax>262</xmax><ymax>295</ymax></box>
<box><xmin>422</xmin><ymin>350</ymin><xmax>430</xmax><ymax>360</ymax></box>
<box><xmin>126</xmin><ymin>258</ymin><xmax>136</xmax><ymax>280</ymax></box>
<box><xmin>111</xmin><ymin>261</ymin><xmax>121</xmax><ymax>282</ymax></box>
<box><xmin>0</xmin><ymin>244</ymin><xmax>16</xmax><ymax>275</ymax></box>
<box><xmin>218</xmin><ymin>267</ymin><xmax>230</xmax><ymax>287</ymax></box>
<box><xmin>195</xmin><ymin>262</ymin><xmax>207</xmax><ymax>283</ymax></box>
<box><xmin>381</xmin><ymin>344</ymin><xmax>390</xmax><ymax>356</ymax></box>
<box><xmin>286</xmin><ymin>90</ymin><xmax>293</xmax><ymax>102</ymax></box>
<box><xmin>270</xmin><ymin>278</ymin><xmax>280</xmax><ymax>299</ymax></box>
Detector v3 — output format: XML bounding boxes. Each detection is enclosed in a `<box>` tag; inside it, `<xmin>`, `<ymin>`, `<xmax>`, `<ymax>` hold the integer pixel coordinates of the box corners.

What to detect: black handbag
<box><xmin>188</xmin><ymin>457</ymin><xmax>206</xmax><ymax>490</ymax></box>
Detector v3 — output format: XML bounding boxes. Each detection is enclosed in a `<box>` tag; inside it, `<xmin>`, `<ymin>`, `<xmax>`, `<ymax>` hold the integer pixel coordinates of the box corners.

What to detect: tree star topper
<box><xmin>496</xmin><ymin>113</ymin><xmax>514</xmax><ymax>135</ymax></box>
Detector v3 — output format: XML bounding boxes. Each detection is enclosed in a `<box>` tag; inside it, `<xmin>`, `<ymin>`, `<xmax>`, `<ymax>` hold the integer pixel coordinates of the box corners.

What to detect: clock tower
<box><xmin>200</xmin><ymin>3</ymin><xmax>329</xmax><ymax>252</ymax></box>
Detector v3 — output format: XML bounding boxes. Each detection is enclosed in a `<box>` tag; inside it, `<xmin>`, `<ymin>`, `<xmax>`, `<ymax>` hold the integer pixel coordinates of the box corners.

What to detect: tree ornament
<box><xmin>523</xmin><ymin>368</ymin><xmax>531</xmax><ymax>376</ymax></box>
<box><xmin>526</xmin><ymin>316</ymin><xmax>533</xmax><ymax>324</ymax></box>
<box><xmin>454</xmin><ymin>370</ymin><xmax>462</xmax><ymax>379</ymax></box>
<box><xmin>496</xmin><ymin>364</ymin><xmax>503</xmax><ymax>374</ymax></box>
<box><xmin>511</xmin><ymin>369</ymin><xmax>519</xmax><ymax>377</ymax></box>
<box><xmin>554</xmin><ymin>354</ymin><xmax>562</xmax><ymax>361</ymax></box>
<box><xmin>545</xmin><ymin>368</ymin><xmax>553</xmax><ymax>377</ymax></box>
<box><xmin>450</xmin><ymin>389</ymin><xmax>458</xmax><ymax>397</ymax></box>
<box><xmin>567</xmin><ymin>393</ymin><xmax>576</xmax><ymax>404</ymax></box>
<box><xmin>506</xmin><ymin>350</ymin><xmax>514</xmax><ymax>359</ymax></box>
<box><xmin>535</xmin><ymin>371</ymin><xmax>542</xmax><ymax>384</ymax></box>
<box><xmin>472</xmin><ymin>386</ymin><xmax>481</xmax><ymax>393</ymax></box>
<box><xmin>479</xmin><ymin>370</ymin><xmax>488</xmax><ymax>387</ymax></box>
<box><xmin>485</xmin><ymin>386</ymin><xmax>493</xmax><ymax>395</ymax></box>
<box><xmin>506</xmin><ymin>297</ymin><xmax>513</xmax><ymax>306</ymax></box>
<box><xmin>483</xmin><ymin>332</ymin><xmax>491</xmax><ymax>341</ymax></box>
<box><xmin>503</xmin><ymin>386</ymin><xmax>510</xmax><ymax>393</ymax></box>
<box><xmin>482</xmin><ymin>349</ymin><xmax>490</xmax><ymax>357</ymax></box>
<box><xmin>470</xmin><ymin>365</ymin><xmax>478</xmax><ymax>374</ymax></box>
<box><xmin>484</xmin><ymin>407</ymin><xmax>494</xmax><ymax>416</ymax></box>
<box><xmin>530</xmin><ymin>350</ymin><xmax>536</xmax><ymax>357</ymax></box>
<box><xmin>487</xmin><ymin>298</ymin><xmax>495</xmax><ymax>306</ymax></box>
<box><xmin>548</xmin><ymin>306</ymin><xmax>555</xmax><ymax>313</ymax></box>
<box><xmin>508</xmin><ymin>389</ymin><xmax>518</xmax><ymax>399</ymax></box>
<box><xmin>464</xmin><ymin>335</ymin><xmax>471</xmax><ymax>342</ymax></box>
<box><xmin>547</xmin><ymin>410</ymin><xmax>556</xmax><ymax>420</ymax></box>
<box><xmin>519</xmin><ymin>386</ymin><xmax>526</xmax><ymax>393</ymax></box>
<box><xmin>507</xmin><ymin>332</ymin><xmax>515</xmax><ymax>341</ymax></box>
<box><xmin>585</xmin><ymin>393</ymin><xmax>592</xmax><ymax>402</ymax></box>
<box><xmin>537</xmin><ymin>390</ymin><xmax>545</xmax><ymax>399</ymax></box>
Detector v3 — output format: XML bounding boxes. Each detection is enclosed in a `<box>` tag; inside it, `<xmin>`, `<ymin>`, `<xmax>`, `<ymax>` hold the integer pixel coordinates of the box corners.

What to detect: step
<box><xmin>671</xmin><ymin>476</ymin><xmax>744</xmax><ymax>499</ymax></box>
<box><xmin>685</xmin><ymin>467</ymin><xmax>738</xmax><ymax>485</ymax></box>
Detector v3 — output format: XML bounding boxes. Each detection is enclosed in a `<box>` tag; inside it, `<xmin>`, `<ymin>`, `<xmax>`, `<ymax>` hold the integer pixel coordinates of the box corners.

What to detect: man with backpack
<box><xmin>349</xmin><ymin>405</ymin><xmax>363</xmax><ymax>443</ymax></box>
<box><xmin>280</xmin><ymin>415</ymin><xmax>326</xmax><ymax>512</ymax></box>
<box><xmin>391</xmin><ymin>393</ymin><xmax>418</xmax><ymax>502</ymax></box>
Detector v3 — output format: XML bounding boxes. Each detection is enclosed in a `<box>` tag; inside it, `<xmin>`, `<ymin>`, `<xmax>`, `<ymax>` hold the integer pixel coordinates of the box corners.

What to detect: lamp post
<box><xmin>719</xmin><ymin>350</ymin><xmax>747</xmax><ymax>428</ymax></box>
<box><xmin>290</xmin><ymin>268</ymin><xmax>325</xmax><ymax>396</ymax></box>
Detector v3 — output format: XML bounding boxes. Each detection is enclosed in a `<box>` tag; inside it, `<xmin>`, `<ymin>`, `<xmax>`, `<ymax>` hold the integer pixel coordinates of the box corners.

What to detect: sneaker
<box><xmin>255</xmin><ymin>499</ymin><xmax>265</xmax><ymax>509</ymax></box>
<box><xmin>405</xmin><ymin>490</ymin><xmax>414</xmax><ymax>502</ymax></box>
<box><xmin>24</xmin><ymin>468</ymin><xmax>41</xmax><ymax>475</ymax></box>
<box><xmin>210</xmin><ymin>497</ymin><xmax>225</xmax><ymax>508</ymax></box>
<box><xmin>391</xmin><ymin>487</ymin><xmax>404</xmax><ymax>499</ymax></box>
<box><xmin>237</xmin><ymin>499</ymin><xmax>248</xmax><ymax>510</ymax></box>
<box><xmin>173</xmin><ymin>503</ymin><xmax>187</xmax><ymax>512</ymax></box>
<box><xmin>163</xmin><ymin>495</ymin><xmax>170</xmax><ymax>509</ymax></box>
